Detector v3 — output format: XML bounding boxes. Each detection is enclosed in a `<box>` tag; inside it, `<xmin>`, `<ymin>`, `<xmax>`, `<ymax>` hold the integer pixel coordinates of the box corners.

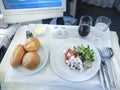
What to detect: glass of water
<box><xmin>95</xmin><ymin>16</ymin><xmax>111</xmax><ymax>32</ymax></box>
<box><xmin>91</xmin><ymin>16</ymin><xmax>111</xmax><ymax>45</ymax></box>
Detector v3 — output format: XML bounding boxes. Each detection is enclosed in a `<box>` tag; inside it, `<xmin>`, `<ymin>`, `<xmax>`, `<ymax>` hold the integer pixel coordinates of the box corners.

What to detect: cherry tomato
<box><xmin>64</xmin><ymin>48</ymin><xmax>77</xmax><ymax>60</ymax></box>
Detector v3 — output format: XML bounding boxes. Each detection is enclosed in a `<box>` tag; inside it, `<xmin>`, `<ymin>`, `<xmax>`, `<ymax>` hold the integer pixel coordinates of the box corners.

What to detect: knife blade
<box><xmin>101</xmin><ymin>63</ymin><xmax>111</xmax><ymax>90</ymax></box>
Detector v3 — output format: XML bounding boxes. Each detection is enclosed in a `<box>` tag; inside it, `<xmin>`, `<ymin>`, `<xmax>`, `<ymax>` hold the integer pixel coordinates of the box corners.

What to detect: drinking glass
<box><xmin>78</xmin><ymin>15</ymin><xmax>92</xmax><ymax>36</ymax></box>
<box><xmin>95</xmin><ymin>16</ymin><xmax>111</xmax><ymax>32</ymax></box>
<box><xmin>92</xmin><ymin>16</ymin><xmax>111</xmax><ymax>46</ymax></box>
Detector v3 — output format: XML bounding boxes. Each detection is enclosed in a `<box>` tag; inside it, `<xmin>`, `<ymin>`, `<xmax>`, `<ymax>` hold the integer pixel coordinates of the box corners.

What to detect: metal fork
<box><xmin>102</xmin><ymin>47</ymin><xmax>116</xmax><ymax>88</ymax></box>
<box><xmin>98</xmin><ymin>49</ymin><xmax>111</xmax><ymax>90</ymax></box>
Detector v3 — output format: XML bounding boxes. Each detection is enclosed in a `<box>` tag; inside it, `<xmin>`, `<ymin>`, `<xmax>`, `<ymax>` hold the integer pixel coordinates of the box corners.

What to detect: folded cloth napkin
<box><xmin>93</xmin><ymin>30</ymin><xmax>120</xmax><ymax>89</ymax></box>
<box><xmin>110</xmin><ymin>32</ymin><xmax>120</xmax><ymax>89</ymax></box>
<box><xmin>4</xmin><ymin>25</ymin><xmax>120</xmax><ymax>90</ymax></box>
<box><xmin>111</xmin><ymin>56</ymin><xmax>120</xmax><ymax>88</ymax></box>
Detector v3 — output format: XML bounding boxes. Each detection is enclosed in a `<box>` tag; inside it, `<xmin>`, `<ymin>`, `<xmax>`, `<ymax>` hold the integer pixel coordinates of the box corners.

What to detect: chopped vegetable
<box><xmin>73</xmin><ymin>45</ymin><xmax>94</xmax><ymax>62</ymax></box>
<box><xmin>64</xmin><ymin>48</ymin><xmax>77</xmax><ymax>60</ymax></box>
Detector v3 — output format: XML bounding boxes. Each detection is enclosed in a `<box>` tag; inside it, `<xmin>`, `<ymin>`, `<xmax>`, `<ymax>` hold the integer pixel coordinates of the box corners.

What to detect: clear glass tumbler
<box><xmin>95</xmin><ymin>16</ymin><xmax>111</xmax><ymax>32</ymax></box>
<box><xmin>92</xmin><ymin>16</ymin><xmax>111</xmax><ymax>46</ymax></box>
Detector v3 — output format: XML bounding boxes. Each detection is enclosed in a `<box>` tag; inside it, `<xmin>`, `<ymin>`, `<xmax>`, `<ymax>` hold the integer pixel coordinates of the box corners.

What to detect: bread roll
<box><xmin>24</xmin><ymin>37</ymin><xmax>40</xmax><ymax>52</ymax></box>
<box><xmin>10</xmin><ymin>44</ymin><xmax>25</xmax><ymax>68</ymax></box>
<box><xmin>22</xmin><ymin>52</ymin><xmax>40</xmax><ymax>70</ymax></box>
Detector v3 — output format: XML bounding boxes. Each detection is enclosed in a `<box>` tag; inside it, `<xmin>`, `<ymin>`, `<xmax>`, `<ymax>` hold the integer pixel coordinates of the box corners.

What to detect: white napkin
<box><xmin>95</xmin><ymin>30</ymin><xmax>120</xmax><ymax>89</ymax></box>
<box><xmin>110</xmin><ymin>32</ymin><xmax>120</xmax><ymax>89</ymax></box>
<box><xmin>96</xmin><ymin>31</ymin><xmax>120</xmax><ymax>90</ymax></box>
<box><xmin>111</xmin><ymin>56</ymin><xmax>120</xmax><ymax>88</ymax></box>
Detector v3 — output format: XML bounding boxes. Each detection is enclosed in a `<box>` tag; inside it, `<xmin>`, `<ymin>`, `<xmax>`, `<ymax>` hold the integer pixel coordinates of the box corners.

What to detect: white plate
<box><xmin>50</xmin><ymin>38</ymin><xmax>101</xmax><ymax>82</ymax></box>
<box><xmin>12</xmin><ymin>46</ymin><xmax>49</xmax><ymax>75</ymax></box>
<box><xmin>29</xmin><ymin>24</ymin><xmax>46</xmax><ymax>36</ymax></box>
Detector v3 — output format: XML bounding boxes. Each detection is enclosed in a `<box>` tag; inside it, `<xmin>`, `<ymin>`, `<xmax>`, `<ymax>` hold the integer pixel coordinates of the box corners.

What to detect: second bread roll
<box><xmin>22</xmin><ymin>52</ymin><xmax>40</xmax><ymax>70</ymax></box>
<box><xmin>24</xmin><ymin>37</ymin><xmax>40</xmax><ymax>52</ymax></box>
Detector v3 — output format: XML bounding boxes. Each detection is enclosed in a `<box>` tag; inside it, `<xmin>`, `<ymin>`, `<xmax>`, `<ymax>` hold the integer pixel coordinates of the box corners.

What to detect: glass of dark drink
<box><xmin>78</xmin><ymin>15</ymin><xmax>92</xmax><ymax>36</ymax></box>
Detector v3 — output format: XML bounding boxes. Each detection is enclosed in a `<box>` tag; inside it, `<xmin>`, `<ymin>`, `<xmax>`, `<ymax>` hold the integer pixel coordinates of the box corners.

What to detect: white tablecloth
<box><xmin>1</xmin><ymin>24</ymin><xmax>120</xmax><ymax>90</ymax></box>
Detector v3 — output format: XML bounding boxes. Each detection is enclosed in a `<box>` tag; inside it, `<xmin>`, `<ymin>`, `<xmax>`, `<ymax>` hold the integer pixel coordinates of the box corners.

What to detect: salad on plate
<box><xmin>64</xmin><ymin>44</ymin><xmax>95</xmax><ymax>72</ymax></box>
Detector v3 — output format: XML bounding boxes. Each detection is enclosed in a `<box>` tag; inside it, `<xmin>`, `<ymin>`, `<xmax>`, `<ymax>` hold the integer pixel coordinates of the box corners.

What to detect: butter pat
<box><xmin>34</xmin><ymin>28</ymin><xmax>43</xmax><ymax>34</ymax></box>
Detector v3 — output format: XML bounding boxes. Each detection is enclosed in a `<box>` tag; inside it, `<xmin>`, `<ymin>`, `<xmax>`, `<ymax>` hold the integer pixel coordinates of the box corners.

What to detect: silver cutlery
<box><xmin>102</xmin><ymin>47</ymin><xmax>116</xmax><ymax>88</ymax></box>
<box><xmin>98</xmin><ymin>49</ymin><xmax>111</xmax><ymax>90</ymax></box>
<box><xmin>98</xmin><ymin>69</ymin><xmax>106</xmax><ymax>90</ymax></box>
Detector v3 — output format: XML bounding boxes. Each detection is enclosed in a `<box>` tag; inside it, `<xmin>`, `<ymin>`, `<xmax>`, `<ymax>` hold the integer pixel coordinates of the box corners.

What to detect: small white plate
<box><xmin>33</xmin><ymin>28</ymin><xmax>46</xmax><ymax>36</ymax></box>
<box><xmin>50</xmin><ymin>38</ymin><xmax>101</xmax><ymax>82</ymax></box>
<box><xmin>29</xmin><ymin>24</ymin><xmax>46</xmax><ymax>36</ymax></box>
<box><xmin>12</xmin><ymin>46</ymin><xmax>49</xmax><ymax>75</ymax></box>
